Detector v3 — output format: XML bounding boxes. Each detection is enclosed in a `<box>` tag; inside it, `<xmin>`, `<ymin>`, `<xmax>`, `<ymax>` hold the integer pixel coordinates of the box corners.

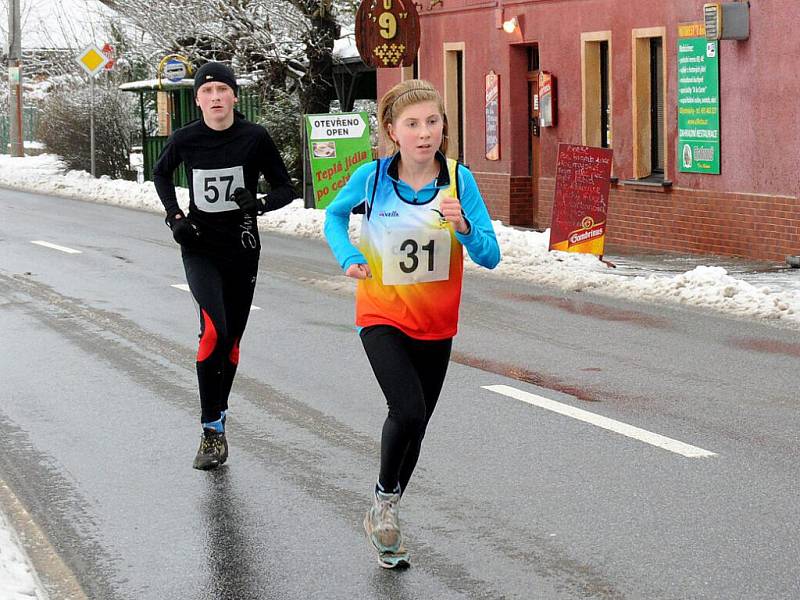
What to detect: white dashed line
<box><xmin>171</xmin><ymin>284</ymin><xmax>261</xmax><ymax>311</ymax></box>
<box><xmin>30</xmin><ymin>240</ymin><xmax>82</xmax><ymax>254</ymax></box>
<box><xmin>483</xmin><ymin>384</ymin><xmax>717</xmax><ymax>458</ymax></box>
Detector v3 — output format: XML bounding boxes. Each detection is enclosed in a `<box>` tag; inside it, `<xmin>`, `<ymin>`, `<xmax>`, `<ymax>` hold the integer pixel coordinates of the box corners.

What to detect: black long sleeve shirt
<box><xmin>154</xmin><ymin>113</ymin><xmax>295</xmax><ymax>256</ymax></box>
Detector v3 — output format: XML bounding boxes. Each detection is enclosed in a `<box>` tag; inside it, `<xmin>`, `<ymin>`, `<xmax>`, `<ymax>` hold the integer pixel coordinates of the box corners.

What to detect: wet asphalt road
<box><xmin>0</xmin><ymin>187</ymin><xmax>799</xmax><ymax>600</ymax></box>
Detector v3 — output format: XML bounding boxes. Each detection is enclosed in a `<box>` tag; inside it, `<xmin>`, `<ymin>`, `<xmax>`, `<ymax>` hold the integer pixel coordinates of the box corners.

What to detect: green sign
<box><xmin>677</xmin><ymin>34</ymin><xmax>720</xmax><ymax>174</ymax></box>
<box><xmin>305</xmin><ymin>112</ymin><xmax>372</xmax><ymax>209</ymax></box>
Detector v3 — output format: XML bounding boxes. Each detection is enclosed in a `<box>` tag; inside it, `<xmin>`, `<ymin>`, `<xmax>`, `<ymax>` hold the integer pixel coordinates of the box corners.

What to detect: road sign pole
<box><xmin>74</xmin><ymin>45</ymin><xmax>109</xmax><ymax>178</ymax></box>
<box><xmin>90</xmin><ymin>76</ymin><xmax>96</xmax><ymax>178</ymax></box>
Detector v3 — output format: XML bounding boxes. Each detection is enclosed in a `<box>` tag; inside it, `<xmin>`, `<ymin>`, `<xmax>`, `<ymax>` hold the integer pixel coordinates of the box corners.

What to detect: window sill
<box><xmin>618</xmin><ymin>177</ymin><xmax>672</xmax><ymax>191</ymax></box>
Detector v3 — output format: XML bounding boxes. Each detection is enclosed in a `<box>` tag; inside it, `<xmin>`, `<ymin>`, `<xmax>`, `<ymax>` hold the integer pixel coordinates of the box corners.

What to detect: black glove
<box><xmin>170</xmin><ymin>216</ymin><xmax>199</xmax><ymax>246</ymax></box>
<box><xmin>231</xmin><ymin>187</ymin><xmax>261</xmax><ymax>213</ymax></box>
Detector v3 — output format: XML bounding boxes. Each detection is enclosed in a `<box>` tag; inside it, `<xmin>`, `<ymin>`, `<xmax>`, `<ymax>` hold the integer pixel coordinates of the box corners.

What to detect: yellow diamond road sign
<box><xmin>76</xmin><ymin>45</ymin><xmax>109</xmax><ymax>76</ymax></box>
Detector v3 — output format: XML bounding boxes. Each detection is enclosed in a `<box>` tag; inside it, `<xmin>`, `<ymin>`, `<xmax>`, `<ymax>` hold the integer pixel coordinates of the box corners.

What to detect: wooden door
<box><xmin>528</xmin><ymin>72</ymin><xmax>541</xmax><ymax>226</ymax></box>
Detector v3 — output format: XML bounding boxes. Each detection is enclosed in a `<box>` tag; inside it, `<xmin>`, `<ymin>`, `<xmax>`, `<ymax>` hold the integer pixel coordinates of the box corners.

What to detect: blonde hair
<box><xmin>377</xmin><ymin>79</ymin><xmax>448</xmax><ymax>155</ymax></box>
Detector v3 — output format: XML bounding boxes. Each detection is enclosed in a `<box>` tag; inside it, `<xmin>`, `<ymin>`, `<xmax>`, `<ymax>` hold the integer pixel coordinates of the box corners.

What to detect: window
<box><xmin>600</xmin><ymin>41</ymin><xmax>610</xmax><ymax>148</ymax></box>
<box><xmin>581</xmin><ymin>32</ymin><xmax>612</xmax><ymax>148</ymax></box>
<box><xmin>632</xmin><ymin>28</ymin><xmax>667</xmax><ymax>179</ymax></box>
<box><xmin>650</xmin><ymin>37</ymin><xmax>664</xmax><ymax>175</ymax></box>
<box><xmin>444</xmin><ymin>43</ymin><xmax>466</xmax><ymax>162</ymax></box>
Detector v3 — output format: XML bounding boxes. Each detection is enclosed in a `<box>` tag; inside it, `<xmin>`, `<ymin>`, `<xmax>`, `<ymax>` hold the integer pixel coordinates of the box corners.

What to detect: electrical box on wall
<box><xmin>703</xmin><ymin>2</ymin><xmax>750</xmax><ymax>41</ymax></box>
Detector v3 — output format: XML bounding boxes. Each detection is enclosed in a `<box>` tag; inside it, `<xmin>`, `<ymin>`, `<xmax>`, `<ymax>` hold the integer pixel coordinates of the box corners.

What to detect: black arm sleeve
<box><xmin>259</xmin><ymin>130</ymin><xmax>296</xmax><ymax>212</ymax></box>
<box><xmin>153</xmin><ymin>136</ymin><xmax>183</xmax><ymax>220</ymax></box>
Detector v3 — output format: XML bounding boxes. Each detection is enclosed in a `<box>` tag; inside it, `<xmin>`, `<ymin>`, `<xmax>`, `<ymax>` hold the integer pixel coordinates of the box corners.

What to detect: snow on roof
<box><xmin>119</xmin><ymin>77</ymin><xmax>255</xmax><ymax>92</ymax></box>
<box><xmin>333</xmin><ymin>32</ymin><xmax>360</xmax><ymax>61</ymax></box>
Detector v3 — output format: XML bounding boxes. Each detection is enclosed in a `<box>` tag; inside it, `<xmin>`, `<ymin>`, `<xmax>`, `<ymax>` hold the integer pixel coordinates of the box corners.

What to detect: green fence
<box><xmin>143</xmin><ymin>136</ymin><xmax>182</xmax><ymax>185</ymax></box>
<box><xmin>0</xmin><ymin>107</ymin><xmax>41</xmax><ymax>150</ymax></box>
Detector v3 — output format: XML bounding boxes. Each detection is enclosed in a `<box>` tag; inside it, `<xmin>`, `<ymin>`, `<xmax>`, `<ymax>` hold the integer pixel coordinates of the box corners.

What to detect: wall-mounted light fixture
<box><xmin>502</xmin><ymin>16</ymin><xmax>519</xmax><ymax>34</ymax></box>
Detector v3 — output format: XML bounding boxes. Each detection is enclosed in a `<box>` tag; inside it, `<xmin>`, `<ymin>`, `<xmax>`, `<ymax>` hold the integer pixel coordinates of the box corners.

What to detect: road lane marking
<box><xmin>171</xmin><ymin>284</ymin><xmax>261</xmax><ymax>311</ymax></box>
<box><xmin>30</xmin><ymin>240</ymin><xmax>82</xmax><ymax>254</ymax></box>
<box><xmin>483</xmin><ymin>384</ymin><xmax>717</xmax><ymax>458</ymax></box>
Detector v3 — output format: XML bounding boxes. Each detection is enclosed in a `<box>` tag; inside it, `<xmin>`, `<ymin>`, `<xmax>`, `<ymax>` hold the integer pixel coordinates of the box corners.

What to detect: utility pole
<box><xmin>7</xmin><ymin>0</ymin><xmax>24</xmax><ymax>156</ymax></box>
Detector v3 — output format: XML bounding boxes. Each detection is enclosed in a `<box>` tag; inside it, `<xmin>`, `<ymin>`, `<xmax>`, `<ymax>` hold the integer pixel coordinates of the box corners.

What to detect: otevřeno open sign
<box><xmin>309</xmin><ymin>115</ymin><xmax>366</xmax><ymax>140</ymax></box>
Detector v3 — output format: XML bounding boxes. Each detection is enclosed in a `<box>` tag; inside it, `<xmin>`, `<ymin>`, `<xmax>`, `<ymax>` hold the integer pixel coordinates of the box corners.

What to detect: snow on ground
<box><xmin>1</xmin><ymin>153</ymin><xmax>799</xmax><ymax>327</ymax></box>
<box><xmin>0</xmin><ymin>506</ymin><xmax>45</xmax><ymax>600</ymax></box>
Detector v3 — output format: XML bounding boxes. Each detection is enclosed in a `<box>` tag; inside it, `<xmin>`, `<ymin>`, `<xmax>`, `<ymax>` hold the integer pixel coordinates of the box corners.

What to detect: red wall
<box><xmin>376</xmin><ymin>0</ymin><xmax>800</xmax><ymax>260</ymax></box>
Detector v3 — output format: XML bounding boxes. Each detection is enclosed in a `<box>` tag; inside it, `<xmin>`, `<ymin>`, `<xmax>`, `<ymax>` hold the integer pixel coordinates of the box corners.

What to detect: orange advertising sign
<box><xmin>549</xmin><ymin>144</ymin><xmax>613</xmax><ymax>255</ymax></box>
<box><xmin>678</xmin><ymin>22</ymin><xmax>706</xmax><ymax>38</ymax></box>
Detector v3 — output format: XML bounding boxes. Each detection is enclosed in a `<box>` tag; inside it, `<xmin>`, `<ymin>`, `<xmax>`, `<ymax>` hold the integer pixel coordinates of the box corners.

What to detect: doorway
<box><xmin>527</xmin><ymin>46</ymin><xmax>540</xmax><ymax>226</ymax></box>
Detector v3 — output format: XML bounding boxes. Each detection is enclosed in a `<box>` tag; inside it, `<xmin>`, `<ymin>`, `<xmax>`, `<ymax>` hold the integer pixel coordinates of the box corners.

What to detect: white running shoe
<box><xmin>363</xmin><ymin>489</ymin><xmax>402</xmax><ymax>553</ymax></box>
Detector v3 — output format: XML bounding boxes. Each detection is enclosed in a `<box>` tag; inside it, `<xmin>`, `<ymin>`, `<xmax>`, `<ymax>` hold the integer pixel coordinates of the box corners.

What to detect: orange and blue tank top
<box><xmin>324</xmin><ymin>152</ymin><xmax>500</xmax><ymax>340</ymax></box>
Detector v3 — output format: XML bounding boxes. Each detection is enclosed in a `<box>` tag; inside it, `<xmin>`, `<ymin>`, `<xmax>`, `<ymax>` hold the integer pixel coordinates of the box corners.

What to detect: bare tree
<box><xmin>0</xmin><ymin>0</ymin><xmax>139</xmax><ymax>155</ymax></box>
<box><xmin>97</xmin><ymin>0</ymin><xmax>353</xmax><ymax>114</ymax></box>
<box><xmin>0</xmin><ymin>0</ymin><xmax>123</xmax><ymax>76</ymax></box>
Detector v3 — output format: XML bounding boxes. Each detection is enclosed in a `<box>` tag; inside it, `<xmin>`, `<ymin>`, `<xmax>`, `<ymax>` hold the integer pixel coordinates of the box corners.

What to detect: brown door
<box><xmin>528</xmin><ymin>71</ymin><xmax>541</xmax><ymax>227</ymax></box>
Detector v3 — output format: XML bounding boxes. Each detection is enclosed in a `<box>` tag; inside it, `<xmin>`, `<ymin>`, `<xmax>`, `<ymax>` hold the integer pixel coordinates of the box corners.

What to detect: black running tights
<box><xmin>183</xmin><ymin>251</ymin><xmax>258</xmax><ymax>424</ymax></box>
<box><xmin>360</xmin><ymin>325</ymin><xmax>452</xmax><ymax>495</ymax></box>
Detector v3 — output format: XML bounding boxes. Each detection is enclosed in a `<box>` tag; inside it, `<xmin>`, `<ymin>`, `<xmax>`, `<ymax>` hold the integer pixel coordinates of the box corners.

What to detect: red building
<box><xmin>376</xmin><ymin>0</ymin><xmax>800</xmax><ymax>261</ymax></box>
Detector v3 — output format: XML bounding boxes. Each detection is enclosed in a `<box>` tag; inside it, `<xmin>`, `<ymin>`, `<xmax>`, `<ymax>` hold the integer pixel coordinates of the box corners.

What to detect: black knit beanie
<box><xmin>193</xmin><ymin>62</ymin><xmax>238</xmax><ymax>97</ymax></box>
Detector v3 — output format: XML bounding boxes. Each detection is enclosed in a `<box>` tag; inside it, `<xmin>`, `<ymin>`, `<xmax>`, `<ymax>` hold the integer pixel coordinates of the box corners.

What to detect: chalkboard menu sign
<box><xmin>548</xmin><ymin>144</ymin><xmax>613</xmax><ymax>256</ymax></box>
<box><xmin>485</xmin><ymin>71</ymin><xmax>500</xmax><ymax>161</ymax></box>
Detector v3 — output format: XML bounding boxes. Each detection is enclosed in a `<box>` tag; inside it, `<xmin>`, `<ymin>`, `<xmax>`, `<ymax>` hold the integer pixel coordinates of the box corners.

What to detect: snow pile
<box><xmin>488</xmin><ymin>222</ymin><xmax>799</xmax><ymax>317</ymax></box>
<box><xmin>0</xmin><ymin>509</ymin><xmax>43</xmax><ymax>600</ymax></box>
<box><xmin>0</xmin><ymin>154</ymin><xmax>181</xmax><ymax>214</ymax></box>
<box><xmin>1</xmin><ymin>153</ymin><xmax>798</xmax><ymax>325</ymax></box>
<box><xmin>624</xmin><ymin>266</ymin><xmax>796</xmax><ymax>320</ymax></box>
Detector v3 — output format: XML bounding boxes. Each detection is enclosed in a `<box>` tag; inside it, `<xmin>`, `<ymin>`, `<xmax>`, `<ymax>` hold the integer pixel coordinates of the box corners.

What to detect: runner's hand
<box><xmin>345</xmin><ymin>263</ymin><xmax>371</xmax><ymax>279</ymax></box>
<box><xmin>439</xmin><ymin>196</ymin><xmax>470</xmax><ymax>234</ymax></box>
<box><xmin>231</xmin><ymin>187</ymin><xmax>259</xmax><ymax>212</ymax></box>
<box><xmin>171</xmin><ymin>217</ymin><xmax>199</xmax><ymax>246</ymax></box>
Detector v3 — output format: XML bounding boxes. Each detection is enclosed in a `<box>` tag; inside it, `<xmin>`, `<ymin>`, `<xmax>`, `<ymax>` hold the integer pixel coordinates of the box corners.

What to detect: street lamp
<box><xmin>502</xmin><ymin>16</ymin><xmax>519</xmax><ymax>34</ymax></box>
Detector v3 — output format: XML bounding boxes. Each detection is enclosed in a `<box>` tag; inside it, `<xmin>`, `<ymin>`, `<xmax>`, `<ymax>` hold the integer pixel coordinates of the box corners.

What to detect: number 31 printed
<box><xmin>399</xmin><ymin>238</ymin><xmax>435</xmax><ymax>273</ymax></box>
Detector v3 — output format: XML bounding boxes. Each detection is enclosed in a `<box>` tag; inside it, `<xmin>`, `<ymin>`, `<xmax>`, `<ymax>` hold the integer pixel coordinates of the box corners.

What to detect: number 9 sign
<box><xmin>356</xmin><ymin>0</ymin><xmax>420</xmax><ymax>68</ymax></box>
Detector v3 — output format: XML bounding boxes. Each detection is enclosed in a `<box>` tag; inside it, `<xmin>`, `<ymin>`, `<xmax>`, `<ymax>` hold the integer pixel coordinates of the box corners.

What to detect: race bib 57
<box><xmin>192</xmin><ymin>167</ymin><xmax>244</xmax><ymax>213</ymax></box>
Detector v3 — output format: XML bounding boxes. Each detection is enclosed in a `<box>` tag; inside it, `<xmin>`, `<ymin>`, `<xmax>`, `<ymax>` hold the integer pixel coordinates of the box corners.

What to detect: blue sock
<box><xmin>202</xmin><ymin>417</ymin><xmax>224</xmax><ymax>433</ymax></box>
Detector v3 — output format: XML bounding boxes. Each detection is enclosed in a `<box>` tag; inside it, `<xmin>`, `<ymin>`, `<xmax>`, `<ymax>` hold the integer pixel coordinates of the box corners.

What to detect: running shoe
<box><xmin>192</xmin><ymin>428</ymin><xmax>227</xmax><ymax>470</ymax></box>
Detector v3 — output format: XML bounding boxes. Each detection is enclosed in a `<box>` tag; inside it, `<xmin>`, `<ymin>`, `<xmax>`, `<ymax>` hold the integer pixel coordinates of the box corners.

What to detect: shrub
<box><xmin>257</xmin><ymin>89</ymin><xmax>303</xmax><ymax>186</ymax></box>
<box><xmin>39</xmin><ymin>84</ymin><xmax>136</xmax><ymax>178</ymax></box>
